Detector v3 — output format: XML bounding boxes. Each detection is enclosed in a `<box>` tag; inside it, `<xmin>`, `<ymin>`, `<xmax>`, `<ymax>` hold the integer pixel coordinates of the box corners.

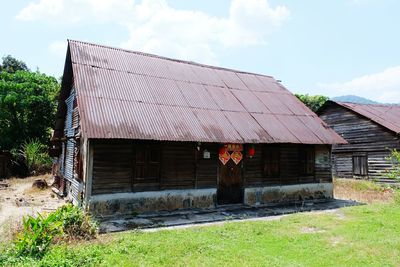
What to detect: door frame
<box><xmin>217</xmin><ymin>157</ymin><xmax>244</xmax><ymax>205</ymax></box>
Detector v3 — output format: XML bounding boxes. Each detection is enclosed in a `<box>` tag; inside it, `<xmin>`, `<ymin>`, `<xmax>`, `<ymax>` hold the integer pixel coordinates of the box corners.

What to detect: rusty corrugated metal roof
<box><xmin>61</xmin><ymin>39</ymin><xmax>345</xmax><ymax>144</ymax></box>
<box><xmin>332</xmin><ymin>101</ymin><xmax>400</xmax><ymax>134</ymax></box>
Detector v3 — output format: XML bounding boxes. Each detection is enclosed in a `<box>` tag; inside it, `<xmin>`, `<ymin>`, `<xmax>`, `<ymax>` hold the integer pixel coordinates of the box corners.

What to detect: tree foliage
<box><xmin>0</xmin><ymin>70</ymin><xmax>59</xmax><ymax>151</ymax></box>
<box><xmin>0</xmin><ymin>55</ymin><xmax>29</xmax><ymax>73</ymax></box>
<box><xmin>295</xmin><ymin>94</ymin><xmax>329</xmax><ymax>113</ymax></box>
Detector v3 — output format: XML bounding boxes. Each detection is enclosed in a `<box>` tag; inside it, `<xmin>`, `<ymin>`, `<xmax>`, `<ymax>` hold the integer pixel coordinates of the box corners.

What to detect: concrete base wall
<box><xmin>88</xmin><ymin>183</ymin><xmax>333</xmax><ymax>216</ymax></box>
<box><xmin>88</xmin><ymin>189</ymin><xmax>217</xmax><ymax>216</ymax></box>
<box><xmin>244</xmin><ymin>183</ymin><xmax>333</xmax><ymax>206</ymax></box>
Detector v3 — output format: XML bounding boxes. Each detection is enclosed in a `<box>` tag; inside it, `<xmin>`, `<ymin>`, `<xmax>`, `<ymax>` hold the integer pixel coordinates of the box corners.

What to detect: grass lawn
<box><xmin>1</xmin><ymin>178</ymin><xmax>400</xmax><ymax>266</ymax></box>
<box><xmin>2</xmin><ymin>201</ymin><xmax>400</xmax><ymax>266</ymax></box>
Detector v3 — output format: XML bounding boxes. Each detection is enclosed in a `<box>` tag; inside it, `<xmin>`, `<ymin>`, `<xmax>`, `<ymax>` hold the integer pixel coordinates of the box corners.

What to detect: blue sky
<box><xmin>1</xmin><ymin>0</ymin><xmax>399</xmax><ymax>102</ymax></box>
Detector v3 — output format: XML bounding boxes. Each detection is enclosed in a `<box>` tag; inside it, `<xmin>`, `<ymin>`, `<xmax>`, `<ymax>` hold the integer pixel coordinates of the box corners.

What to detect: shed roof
<box><xmin>327</xmin><ymin>101</ymin><xmax>400</xmax><ymax>134</ymax></box>
<box><xmin>54</xmin><ymin>40</ymin><xmax>345</xmax><ymax>144</ymax></box>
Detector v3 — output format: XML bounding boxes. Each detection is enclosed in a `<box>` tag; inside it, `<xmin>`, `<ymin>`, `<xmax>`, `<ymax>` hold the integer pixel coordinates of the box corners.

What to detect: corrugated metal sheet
<box><xmin>64</xmin><ymin>90</ymin><xmax>75</xmax><ymax>137</ymax></box>
<box><xmin>70</xmin><ymin>178</ymin><xmax>83</xmax><ymax>206</ymax></box>
<box><xmin>63</xmin><ymin>39</ymin><xmax>346</xmax><ymax>144</ymax></box>
<box><xmin>64</xmin><ymin>140</ymin><xmax>74</xmax><ymax>181</ymax></box>
<box><xmin>334</xmin><ymin>101</ymin><xmax>400</xmax><ymax>134</ymax></box>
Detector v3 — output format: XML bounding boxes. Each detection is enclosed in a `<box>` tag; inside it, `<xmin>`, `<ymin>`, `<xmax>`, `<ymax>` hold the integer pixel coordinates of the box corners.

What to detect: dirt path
<box><xmin>0</xmin><ymin>174</ymin><xmax>65</xmax><ymax>239</ymax></box>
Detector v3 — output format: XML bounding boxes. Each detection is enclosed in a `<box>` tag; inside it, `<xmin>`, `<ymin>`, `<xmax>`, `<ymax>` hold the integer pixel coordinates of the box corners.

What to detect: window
<box><xmin>263</xmin><ymin>145</ymin><xmax>280</xmax><ymax>177</ymax></box>
<box><xmin>353</xmin><ymin>155</ymin><xmax>367</xmax><ymax>176</ymax></box>
<box><xmin>134</xmin><ymin>146</ymin><xmax>161</xmax><ymax>181</ymax></box>
<box><xmin>299</xmin><ymin>146</ymin><xmax>315</xmax><ymax>176</ymax></box>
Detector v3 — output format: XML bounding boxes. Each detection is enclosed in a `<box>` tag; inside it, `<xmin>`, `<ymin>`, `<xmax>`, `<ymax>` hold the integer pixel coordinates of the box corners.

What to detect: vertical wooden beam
<box><xmin>84</xmin><ymin>139</ymin><xmax>93</xmax><ymax>211</ymax></box>
<box><xmin>194</xmin><ymin>143</ymin><xmax>198</xmax><ymax>189</ymax></box>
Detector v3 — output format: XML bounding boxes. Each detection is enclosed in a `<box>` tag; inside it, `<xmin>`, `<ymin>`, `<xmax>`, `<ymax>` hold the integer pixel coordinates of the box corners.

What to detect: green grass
<box><xmin>2</xmin><ymin>202</ymin><xmax>400</xmax><ymax>267</ymax></box>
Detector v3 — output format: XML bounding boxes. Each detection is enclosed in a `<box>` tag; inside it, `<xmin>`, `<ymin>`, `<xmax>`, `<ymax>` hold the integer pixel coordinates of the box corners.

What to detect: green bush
<box><xmin>15</xmin><ymin>212</ymin><xmax>62</xmax><ymax>258</ymax></box>
<box><xmin>14</xmin><ymin>138</ymin><xmax>52</xmax><ymax>175</ymax></box>
<box><xmin>387</xmin><ymin>149</ymin><xmax>400</xmax><ymax>180</ymax></box>
<box><xmin>52</xmin><ymin>204</ymin><xmax>98</xmax><ymax>240</ymax></box>
<box><xmin>12</xmin><ymin>204</ymin><xmax>98</xmax><ymax>259</ymax></box>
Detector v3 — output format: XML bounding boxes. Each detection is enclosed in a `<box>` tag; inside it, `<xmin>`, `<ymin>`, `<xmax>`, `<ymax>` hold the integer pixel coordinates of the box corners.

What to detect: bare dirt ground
<box><xmin>333</xmin><ymin>178</ymin><xmax>396</xmax><ymax>204</ymax></box>
<box><xmin>0</xmin><ymin>174</ymin><xmax>65</xmax><ymax>241</ymax></box>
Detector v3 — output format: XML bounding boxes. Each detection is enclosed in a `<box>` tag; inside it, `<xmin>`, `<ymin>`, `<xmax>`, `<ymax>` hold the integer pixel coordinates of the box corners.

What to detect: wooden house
<box><xmin>52</xmin><ymin>40</ymin><xmax>345</xmax><ymax>216</ymax></box>
<box><xmin>318</xmin><ymin>100</ymin><xmax>400</xmax><ymax>182</ymax></box>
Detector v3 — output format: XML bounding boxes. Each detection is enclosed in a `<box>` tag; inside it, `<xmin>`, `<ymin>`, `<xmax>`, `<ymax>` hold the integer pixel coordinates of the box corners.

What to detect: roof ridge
<box><xmin>334</xmin><ymin>100</ymin><xmax>400</xmax><ymax>108</ymax></box>
<box><xmin>331</xmin><ymin>100</ymin><xmax>400</xmax><ymax>134</ymax></box>
<box><xmin>67</xmin><ymin>39</ymin><xmax>274</xmax><ymax>78</ymax></box>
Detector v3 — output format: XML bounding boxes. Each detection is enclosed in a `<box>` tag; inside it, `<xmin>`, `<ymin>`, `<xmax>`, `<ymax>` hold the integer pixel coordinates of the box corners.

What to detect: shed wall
<box><xmin>319</xmin><ymin>104</ymin><xmax>400</xmax><ymax>181</ymax></box>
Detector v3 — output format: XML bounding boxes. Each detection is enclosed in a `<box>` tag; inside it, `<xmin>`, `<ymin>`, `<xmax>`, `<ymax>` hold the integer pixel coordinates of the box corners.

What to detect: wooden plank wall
<box><xmin>196</xmin><ymin>143</ymin><xmax>218</xmax><ymax>189</ymax></box>
<box><xmin>92</xmin><ymin>140</ymin><xmax>218</xmax><ymax>195</ymax></box>
<box><xmin>92</xmin><ymin>141</ymin><xmax>133</xmax><ymax>195</ymax></box>
<box><xmin>91</xmin><ymin>140</ymin><xmax>331</xmax><ymax>195</ymax></box>
<box><xmin>244</xmin><ymin>144</ymin><xmax>331</xmax><ymax>187</ymax></box>
<box><xmin>319</xmin><ymin>103</ymin><xmax>400</xmax><ymax>181</ymax></box>
<box><xmin>243</xmin><ymin>144</ymin><xmax>265</xmax><ymax>186</ymax></box>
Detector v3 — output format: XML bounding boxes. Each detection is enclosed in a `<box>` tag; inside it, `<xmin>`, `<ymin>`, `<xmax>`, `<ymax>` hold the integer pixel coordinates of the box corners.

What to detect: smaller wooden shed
<box><xmin>318</xmin><ymin>100</ymin><xmax>400</xmax><ymax>182</ymax></box>
<box><xmin>0</xmin><ymin>151</ymin><xmax>11</xmax><ymax>178</ymax></box>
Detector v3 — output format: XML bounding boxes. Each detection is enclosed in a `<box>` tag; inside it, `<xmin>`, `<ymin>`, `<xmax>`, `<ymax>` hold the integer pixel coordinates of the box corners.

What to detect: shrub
<box><xmin>14</xmin><ymin>138</ymin><xmax>52</xmax><ymax>175</ymax></box>
<box><xmin>52</xmin><ymin>204</ymin><xmax>98</xmax><ymax>240</ymax></box>
<box><xmin>12</xmin><ymin>204</ymin><xmax>98</xmax><ymax>258</ymax></box>
<box><xmin>14</xmin><ymin>213</ymin><xmax>62</xmax><ymax>258</ymax></box>
<box><xmin>387</xmin><ymin>149</ymin><xmax>400</xmax><ymax>180</ymax></box>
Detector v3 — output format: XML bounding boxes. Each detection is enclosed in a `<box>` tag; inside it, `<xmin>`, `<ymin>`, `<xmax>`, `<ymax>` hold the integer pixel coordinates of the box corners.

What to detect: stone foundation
<box><xmin>88</xmin><ymin>183</ymin><xmax>333</xmax><ymax>216</ymax></box>
<box><xmin>244</xmin><ymin>183</ymin><xmax>333</xmax><ymax>206</ymax></box>
<box><xmin>88</xmin><ymin>188</ymin><xmax>217</xmax><ymax>216</ymax></box>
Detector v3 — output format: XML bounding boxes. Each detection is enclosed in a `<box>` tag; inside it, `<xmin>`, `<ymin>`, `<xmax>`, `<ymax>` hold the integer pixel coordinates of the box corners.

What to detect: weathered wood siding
<box><xmin>196</xmin><ymin>143</ymin><xmax>218</xmax><ymax>189</ymax></box>
<box><xmin>91</xmin><ymin>141</ymin><xmax>332</xmax><ymax>195</ymax></box>
<box><xmin>319</xmin><ymin>103</ymin><xmax>400</xmax><ymax>181</ymax></box>
<box><xmin>92</xmin><ymin>141</ymin><xmax>133</xmax><ymax>194</ymax></box>
<box><xmin>161</xmin><ymin>142</ymin><xmax>195</xmax><ymax>190</ymax></box>
<box><xmin>244</xmin><ymin>144</ymin><xmax>331</xmax><ymax>187</ymax></box>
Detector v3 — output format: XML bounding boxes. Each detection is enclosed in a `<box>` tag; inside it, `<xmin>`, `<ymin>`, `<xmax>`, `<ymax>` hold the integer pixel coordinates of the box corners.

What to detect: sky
<box><xmin>1</xmin><ymin>0</ymin><xmax>399</xmax><ymax>103</ymax></box>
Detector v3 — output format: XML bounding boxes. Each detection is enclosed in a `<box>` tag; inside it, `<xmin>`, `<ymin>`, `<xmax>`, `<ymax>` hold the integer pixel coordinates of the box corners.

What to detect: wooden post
<box><xmin>84</xmin><ymin>139</ymin><xmax>93</xmax><ymax>211</ymax></box>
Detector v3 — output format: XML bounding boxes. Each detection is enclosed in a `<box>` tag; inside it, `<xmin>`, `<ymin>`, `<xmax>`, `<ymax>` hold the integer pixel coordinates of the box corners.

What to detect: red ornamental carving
<box><xmin>231</xmin><ymin>151</ymin><xmax>243</xmax><ymax>165</ymax></box>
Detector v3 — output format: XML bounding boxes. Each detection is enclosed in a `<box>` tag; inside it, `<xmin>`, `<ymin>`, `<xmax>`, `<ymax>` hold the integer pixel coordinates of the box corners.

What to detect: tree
<box><xmin>0</xmin><ymin>55</ymin><xmax>29</xmax><ymax>73</ymax></box>
<box><xmin>295</xmin><ymin>94</ymin><xmax>329</xmax><ymax>113</ymax></box>
<box><xmin>0</xmin><ymin>70</ymin><xmax>59</xmax><ymax>151</ymax></box>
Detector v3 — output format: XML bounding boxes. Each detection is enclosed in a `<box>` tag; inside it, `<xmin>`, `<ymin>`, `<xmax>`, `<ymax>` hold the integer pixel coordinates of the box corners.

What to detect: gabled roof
<box><xmin>54</xmin><ymin>40</ymin><xmax>346</xmax><ymax>144</ymax></box>
<box><xmin>325</xmin><ymin>101</ymin><xmax>400</xmax><ymax>135</ymax></box>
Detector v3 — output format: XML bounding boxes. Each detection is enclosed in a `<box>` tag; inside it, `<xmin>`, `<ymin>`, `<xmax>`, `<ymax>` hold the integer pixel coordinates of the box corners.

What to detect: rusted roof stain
<box><xmin>66</xmin><ymin>40</ymin><xmax>345</xmax><ymax>144</ymax></box>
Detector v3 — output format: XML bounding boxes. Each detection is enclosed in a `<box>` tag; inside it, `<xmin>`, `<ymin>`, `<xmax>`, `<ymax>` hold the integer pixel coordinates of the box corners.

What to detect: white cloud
<box><xmin>319</xmin><ymin>66</ymin><xmax>400</xmax><ymax>103</ymax></box>
<box><xmin>16</xmin><ymin>0</ymin><xmax>290</xmax><ymax>64</ymax></box>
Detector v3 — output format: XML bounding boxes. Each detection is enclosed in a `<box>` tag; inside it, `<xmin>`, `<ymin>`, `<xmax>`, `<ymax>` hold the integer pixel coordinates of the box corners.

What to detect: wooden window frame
<box><xmin>133</xmin><ymin>144</ymin><xmax>161</xmax><ymax>183</ymax></box>
<box><xmin>352</xmin><ymin>155</ymin><xmax>368</xmax><ymax>176</ymax></box>
<box><xmin>299</xmin><ymin>145</ymin><xmax>315</xmax><ymax>176</ymax></box>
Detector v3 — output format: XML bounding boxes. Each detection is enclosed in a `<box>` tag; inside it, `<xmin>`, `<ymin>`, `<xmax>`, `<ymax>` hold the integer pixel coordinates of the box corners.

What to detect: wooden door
<box><xmin>217</xmin><ymin>160</ymin><xmax>243</xmax><ymax>205</ymax></box>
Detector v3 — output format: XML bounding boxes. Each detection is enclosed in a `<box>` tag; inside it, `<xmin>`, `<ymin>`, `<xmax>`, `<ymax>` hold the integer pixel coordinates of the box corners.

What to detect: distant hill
<box><xmin>331</xmin><ymin>95</ymin><xmax>379</xmax><ymax>104</ymax></box>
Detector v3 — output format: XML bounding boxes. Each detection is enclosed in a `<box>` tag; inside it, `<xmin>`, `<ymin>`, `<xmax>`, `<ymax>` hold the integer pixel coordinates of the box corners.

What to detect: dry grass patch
<box><xmin>334</xmin><ymin>178</ymin><xmax>395</xmax><ymax>204</ymax></box>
